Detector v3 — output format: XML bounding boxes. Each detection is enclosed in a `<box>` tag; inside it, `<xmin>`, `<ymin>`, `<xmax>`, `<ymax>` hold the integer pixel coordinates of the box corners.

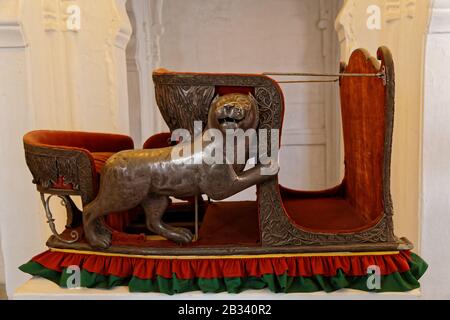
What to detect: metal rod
<box><xmin>194</xmin><ymin>195</ymin><xmax>199</xmax><ymax>242</ymax></box>
<box><xmin>264</xmin><ymin>72</ymin><xmax>384</xmax><ymax>78</ymax></box>
<box><xmin>277</xmin><ymin>79</ymin><xmax>339</xmax><ymax>84</ymax></box>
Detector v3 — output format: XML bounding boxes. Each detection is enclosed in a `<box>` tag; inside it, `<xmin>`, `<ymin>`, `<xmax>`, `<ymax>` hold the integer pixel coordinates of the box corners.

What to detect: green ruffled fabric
<box><xmin>19</xmin><ymin>253</ymin><xmax>428</xmax><ymax>295</ymax></box>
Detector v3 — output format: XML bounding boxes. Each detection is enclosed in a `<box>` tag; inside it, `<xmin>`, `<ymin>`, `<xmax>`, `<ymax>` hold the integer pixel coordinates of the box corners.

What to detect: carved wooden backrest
<box><xmin>258</xmin><ymin>47</ymin><xmax>397</xmax><ymax>247</ymax></box>
<box><xmin>340</xmin><ymin>47</ymin><xmax>395</xmax><ymax>223</ymax></box>
<box><xmin>152</xmin><ymin>70</ymin><xmax>285</xmax><ymax>137</ymax></box>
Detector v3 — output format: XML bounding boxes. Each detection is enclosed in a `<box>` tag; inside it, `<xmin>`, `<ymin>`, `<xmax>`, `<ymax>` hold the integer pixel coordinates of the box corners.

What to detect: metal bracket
<box><xmin>40</xmin><ymin>193</ymin><xmax>79</xmax><ymax>244</ymax></box>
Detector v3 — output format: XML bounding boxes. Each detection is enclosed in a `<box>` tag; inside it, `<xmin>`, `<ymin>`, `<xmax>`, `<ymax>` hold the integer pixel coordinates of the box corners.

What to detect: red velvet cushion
<box><xmin>282</xmin><ymin>197</ymin><xmax>379</xmax><ymax>234</ymax></box>
<box><xmin>91</xmin><ymin>152</ymin><xmax>115</xmax><ymax>174</ymax></box>
<box><xmin>216</xmin><ymin>86</ymin><xmax>254</xmax><ymax>96</ymax></box>
<box><xmin>23</xmin><ymin>130</ymin><xmax>135</xmax><ymax>232</ymax></box>
<box><xmin>108</xmin><ymin>201</ymin><xmax>260</xmax><ymax>248</ymax></box>
<box><xmin>143</xmin><ymin>132</ymin><xmax>172</xmax><ymax>149</ymax></box>
<box><xmin>23</xmin><ymin>130</ymin><xmax>134</xmax><ymax>153</ymax></box>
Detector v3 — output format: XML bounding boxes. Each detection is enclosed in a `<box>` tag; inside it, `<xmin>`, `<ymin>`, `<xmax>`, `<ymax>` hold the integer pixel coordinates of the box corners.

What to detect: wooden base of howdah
<box><xmin>47</xmin><ymin>235</ymin><xmax>413</xmax><ymax>257</ymax></box>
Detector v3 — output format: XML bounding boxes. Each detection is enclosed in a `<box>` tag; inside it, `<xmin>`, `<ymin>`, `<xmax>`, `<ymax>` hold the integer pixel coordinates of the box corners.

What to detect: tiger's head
<box><xmin>208</xmin><ymin>93</ymin><xmax>259</xmax><ymax>133</ymax></box>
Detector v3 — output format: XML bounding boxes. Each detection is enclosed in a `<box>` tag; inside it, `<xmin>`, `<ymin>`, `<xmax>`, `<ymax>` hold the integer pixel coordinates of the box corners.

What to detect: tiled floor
<box><xmin>0</xmin><ymin>285</ymin><xmax>6</xmax><ymax>300</ymax></box>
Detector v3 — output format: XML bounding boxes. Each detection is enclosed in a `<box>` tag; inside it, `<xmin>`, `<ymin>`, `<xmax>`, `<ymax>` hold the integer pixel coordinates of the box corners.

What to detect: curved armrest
<box><xmin>24</xmin><ymin>130</ymin><xmax>134</xmax><ymax>153</ymax></box>
<box><xmin>23</xmin><ymin>130</ymin><xmax>134</xmax><ymax>204</ymax></box>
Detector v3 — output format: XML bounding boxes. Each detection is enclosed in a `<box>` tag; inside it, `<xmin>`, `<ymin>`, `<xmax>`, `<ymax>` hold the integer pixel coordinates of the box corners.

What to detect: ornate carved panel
<box><xmin>24</xmin><ymin>144</ymin><xmax>96</xmax><ymax>204</ymax></box>
<box><xmin>153</xmin><ymin>73</ymin><xmax>282</xmax><ymax>135</ymax></box>
<box><xmin>154</xmin><ymin>85</ymin><xmax>215</xmax><ymax>135</ymax></box>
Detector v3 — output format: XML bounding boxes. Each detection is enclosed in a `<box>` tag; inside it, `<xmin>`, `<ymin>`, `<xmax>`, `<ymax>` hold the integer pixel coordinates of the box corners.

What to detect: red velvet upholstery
<box><xmin>24</xmin><ymin>130</ymin><xmax>132</xmax><ymax>181</ymax></box>
<box><xmin>24</xmin><ymin>130</ymin><xmax>134</xmax><ymax>183</ymax></box>
<box><xmin>23</xmin><ymin>130</ymin><xmax>134</xmax><ymax>153</ymax></box>
<box><xmin>90</xmin><ymin>152</ymin><xmax>115</xmax><ymax>173</ymax></box>
<box><xmin>279</xmin><ymin>184</ymin><xmax>377</xmax><ymax>233</ymax></box>
<box><xmin>143</xmin><ymin>132</ymin><xmax>172</xmax><ymax>149</ymax></box>
<box><xmin>66</xmin><ymin>201</ymin><xmax>260</xmax><ymax>248</ymax></box>
<box><xmin>339</xmin><ymin>50</ymin><xmax>386</xmax><ymax>223</ymax></box>
<box><xmin>281</xmin><ymin>195</ymin><xmax>373</xmax><ymax>233</ymax></box>
<box><xmin>216</xmin><ymin>86</ymin><xmax>254</xmax><ymax>96</ymax></box>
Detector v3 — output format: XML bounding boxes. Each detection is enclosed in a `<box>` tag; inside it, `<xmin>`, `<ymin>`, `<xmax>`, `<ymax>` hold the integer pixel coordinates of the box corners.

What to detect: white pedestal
<box><xmin>13</xmin><ymin>277</ymin><xmax>421</xmax><ymax>300</ymax></box>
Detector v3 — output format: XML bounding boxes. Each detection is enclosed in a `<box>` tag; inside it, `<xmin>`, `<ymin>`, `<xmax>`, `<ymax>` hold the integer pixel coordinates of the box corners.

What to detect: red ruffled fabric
<box><xmin>31</xmin><ymin>250</ymin><xmax>413</xmax><ymax>280</ymax></box>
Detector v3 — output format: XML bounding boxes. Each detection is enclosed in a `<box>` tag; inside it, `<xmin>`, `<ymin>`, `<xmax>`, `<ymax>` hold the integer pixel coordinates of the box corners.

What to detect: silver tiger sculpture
<box><xmin>83</xmin><ymin>93</ymin><xmax>278</xmax><ymax>249</ymax></box>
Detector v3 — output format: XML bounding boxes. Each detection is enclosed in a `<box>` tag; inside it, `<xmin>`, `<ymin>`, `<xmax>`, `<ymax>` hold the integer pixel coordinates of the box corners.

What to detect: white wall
<box><xmin>421</xmin><ymin>0</ymin><xmax>450</xmax><ymax>300</ymax></box>
<box><xmin>0</xmin><ymin>0</ymin><xmax>44</xmax><ymax>297</ymax></box>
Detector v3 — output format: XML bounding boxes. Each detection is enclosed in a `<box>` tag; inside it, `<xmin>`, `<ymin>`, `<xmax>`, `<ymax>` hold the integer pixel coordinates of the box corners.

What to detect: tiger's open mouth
<box><xmin>217</xmin><ymin>115</ymin><xmax>244</xmax><ymax>130</ymax></box>
<box><xmin>216</xmin><ymin>105</ymin><xmax>246</xmax><ymax>130</ymax></box>
<box><xmin>218</xmin><ymin>116</ymin><xmax>242</xmax><ymax>125</ymax></box>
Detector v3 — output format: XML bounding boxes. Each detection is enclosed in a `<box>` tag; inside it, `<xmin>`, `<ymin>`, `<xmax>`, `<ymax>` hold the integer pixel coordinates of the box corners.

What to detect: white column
<box><xmin>421</xmin><ymin>0</ymin><xmax>450</xmax><ymax>300</ymax></box>
<box><xmin>127</xmin><ymin>0</ymin><xmax>168</xmax><ymax>146</ymax></box>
